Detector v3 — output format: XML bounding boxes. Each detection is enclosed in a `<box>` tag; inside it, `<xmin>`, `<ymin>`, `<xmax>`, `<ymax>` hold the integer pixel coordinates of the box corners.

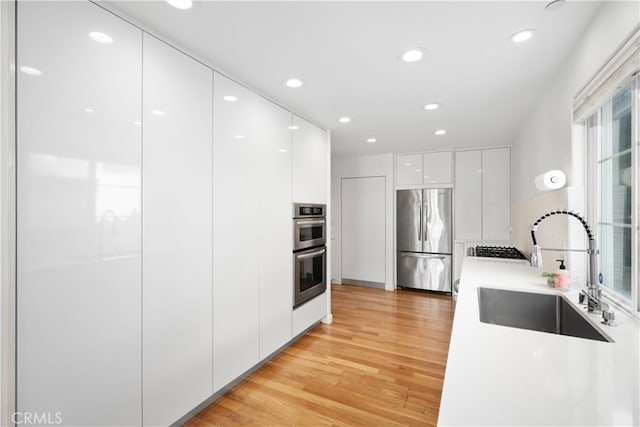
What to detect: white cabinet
<box><xmin>291</xmin><ymin>115</ymin><xmax>328</xmax><ymax>203</ymax></box>
<box><xmin>213</xmin><ymin>72</ymin><xmax>260</xmax><ymax>391</ymax></box>
<box><xmin>396</xmin><ymin>152</ymin><xmax>452</xmax><ymax>186</ymax></box>
<box><xmin>142</xmin><ymin>35</ymin><xmax>213</xmax><ymax>426</ymax></box>
<box><xmin>17</xmin><ymin>2</ymin><xmax>142</xmax><ymax>425</ymax></box>
<box><xmin>256</xmin><ymin>93</ymin><xmax>293</xmax><ymax>360</ymax></box>
<box><xmin>213</xmin><ymin>72</ymin><xmax>293</xmax><ymax>390</ymax></box>
<box><xmin>423</xmin><ymin>151</ymin><xmax>452</xmax><ymax>185</ymax></box>
<box><xmin>395</xmin><ymin>154</ymin><xmax>423</xmax><ymax>186</ymax></box>
<box><xmin>292</xmin><ymin>292</ymin><xmax>327</xmax><ymax>337</ymax></box>
<box><xmin>454</xmin><ymin>148</ymin><xmax>510</xmax><ymax>242</ymax></box>
<box><xmin>481</xmin><ymin>148</ymin><xmax>511</xmax><ymax>241</ymax></box>
<box><xmin>454</xmin><ymin>150</ymin><xmax>483</xmax><ymax>240</ymax></box>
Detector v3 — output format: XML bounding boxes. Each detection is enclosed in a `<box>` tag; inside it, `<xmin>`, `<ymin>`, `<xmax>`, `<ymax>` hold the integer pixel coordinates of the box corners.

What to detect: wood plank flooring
<box><xmin>186</xmin><ymin>284</ymin><xmax>455</xmax><ymax>426</ymax></box>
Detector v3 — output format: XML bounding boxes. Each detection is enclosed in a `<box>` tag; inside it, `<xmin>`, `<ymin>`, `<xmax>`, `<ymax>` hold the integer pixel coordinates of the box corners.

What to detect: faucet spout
<box><xmin>529</xmin><ymin>209</ymin><xmax>602</xmax><ymax>312</ymax></box>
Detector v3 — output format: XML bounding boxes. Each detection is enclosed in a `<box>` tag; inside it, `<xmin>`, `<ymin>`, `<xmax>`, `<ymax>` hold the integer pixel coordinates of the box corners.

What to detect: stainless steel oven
<box><xmin>293</xmin><ymin>203</ymin><xmax>326</xmax><ymax>251</ymax></box>
<box><xmin>293</xmin><ymin>245</ymin><xmax>327</xmax><ymax>308</ymax></box>
<box><xmin>293</xmin><ymin>203</ymin><xmax>327</xmax><ymax>308</ymax></box>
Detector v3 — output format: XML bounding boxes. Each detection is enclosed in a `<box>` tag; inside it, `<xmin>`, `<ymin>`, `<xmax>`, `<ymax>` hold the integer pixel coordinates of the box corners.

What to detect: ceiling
<box><xmin>103</xmin><ymin>1</ymin><xmax>602</xmax><ymax>158</ymax></box>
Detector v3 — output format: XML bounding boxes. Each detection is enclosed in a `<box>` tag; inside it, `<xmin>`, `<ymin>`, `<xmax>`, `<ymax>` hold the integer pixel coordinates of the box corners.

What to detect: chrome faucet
<box><xmin>529</xmin><ymin>209</ymin><xmax>605</xmax><ymax>312</ymax></box>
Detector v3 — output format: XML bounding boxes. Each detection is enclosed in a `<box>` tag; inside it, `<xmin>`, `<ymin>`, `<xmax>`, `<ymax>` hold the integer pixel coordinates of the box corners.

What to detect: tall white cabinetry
<box><xmin>292</xmin><ymin>115</ymin><xmax>328</xmax><ymax>203</ymax></box>
<box><xmin>481</xmin><ymin>148</ymin><xmax>511</xmax><ymax>241</ymax></box>
<box><xmin>142</xmin><ymin>35</ymin><xmax>213</xmax><ymax>426</ymax></box>
<box><xmin>17</xmin><ymin>2</ymin><xmax>143</xmax><ymax>425</ymax></box>
<box><xmin>212</xmin><ymin>73</ymin><xmax>292</xmax><ymax>392</ymax></box>
<box><xmin>454</xmin><ymin>148</ymin><xmax>510</xmax><ymax>242</ymax></box>
<box><xmin>454</xmin><ymin>151</ymin><xmax>483</xmax><ymax>240</ymax></box>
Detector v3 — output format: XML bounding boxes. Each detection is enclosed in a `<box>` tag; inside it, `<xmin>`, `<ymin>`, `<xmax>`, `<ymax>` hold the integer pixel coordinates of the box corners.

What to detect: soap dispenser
<box><xmin>554</xmin><ymin>259</ymin><xmax>570</xmax><ymax>290</ymax></box>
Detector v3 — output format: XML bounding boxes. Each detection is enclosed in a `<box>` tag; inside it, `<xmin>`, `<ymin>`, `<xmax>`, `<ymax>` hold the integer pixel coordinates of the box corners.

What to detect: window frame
<box><xmin>586</xmin><ymin>77</ymin><xmax>639</xmax><ymax>315</ymax></box>
<box><xmin>577</xmin><ymin>28</ymin><xmax>640</xmax><ymax>316</ymax></box>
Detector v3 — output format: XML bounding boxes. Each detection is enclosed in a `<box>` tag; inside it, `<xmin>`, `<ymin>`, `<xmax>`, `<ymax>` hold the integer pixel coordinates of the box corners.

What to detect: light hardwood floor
<box><xmin>187</xmin><ymin>284</ymin><xmax>456</xmax><ymax>426</ymax></box>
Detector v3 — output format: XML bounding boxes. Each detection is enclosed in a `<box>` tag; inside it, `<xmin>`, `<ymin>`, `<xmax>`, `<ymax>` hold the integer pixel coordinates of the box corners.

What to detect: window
<box><xmin>586</xmin><ymin>78</ymin><xmax>638</xmax><ymax>313</ymax></box>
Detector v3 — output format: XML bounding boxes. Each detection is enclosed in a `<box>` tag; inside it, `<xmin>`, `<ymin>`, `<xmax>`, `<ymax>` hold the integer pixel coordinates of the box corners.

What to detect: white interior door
<box><xmin>341</xmin><ymin>177</ymin><xmax>385</xmax><ymax>285</ymax></box>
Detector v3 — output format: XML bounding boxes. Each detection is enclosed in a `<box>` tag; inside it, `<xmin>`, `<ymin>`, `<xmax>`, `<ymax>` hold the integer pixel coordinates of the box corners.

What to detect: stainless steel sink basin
<box><xmin>477</xmin><ymin>287</ymin><xmax>612</xmax><ymax>342</ymax></box>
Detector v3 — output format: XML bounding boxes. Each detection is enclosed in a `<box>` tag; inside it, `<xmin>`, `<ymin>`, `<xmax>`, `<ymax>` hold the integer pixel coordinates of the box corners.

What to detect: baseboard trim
<box><xmin>342</xmin><ymin>278</ymin><xmax>386</xmax><ymax>289</ymax></box>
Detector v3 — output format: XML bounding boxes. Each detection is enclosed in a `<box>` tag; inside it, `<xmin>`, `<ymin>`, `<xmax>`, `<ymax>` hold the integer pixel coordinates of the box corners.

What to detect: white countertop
<box><xmin>438</xmin><ymin>257</ymin><xmax>640</xmax><ymax>426</ymax></box>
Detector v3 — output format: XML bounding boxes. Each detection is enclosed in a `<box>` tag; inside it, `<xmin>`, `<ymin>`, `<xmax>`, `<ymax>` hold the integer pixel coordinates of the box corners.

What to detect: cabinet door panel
<box><xmin>212</xmin><ymin>73</ymin><xmax>261</xmax><ymax>391</ymax></box>
<box><xmin>17</xmin><ymin>2</ymin><xmax>142</xmax><ymax>425</ymax></box>
<box><xmin>142</xmin><ymin>34</ymin><xmax>213</xmax><ymax>426</ymax></box>
<box><xmin>257</xmin><ymin>101</ymin><xmax>292</xmax><ymax>358</ymax></box>
<box><xmin>423</xmin><ymin>151</ymin><xmax>452</xmax><ymax>185</ymax></box>
<box><xmin>395</xmin><ymin>154</ymin><xmax>423</xmax><ymax>186</ymax></box>
<box><xmin>292</xmin><ymin>115</ymin><xmax>328</xmax><ymax>203</ymax></box>
<box><xmin>482</xmin><ymin>148</ymin><xmax>511</xmax><ymax>241</ymax></box>
<box><xmin>454</xmin><ymin>151</ymin><xmax>482</xmax><ymax>240</ymax></box>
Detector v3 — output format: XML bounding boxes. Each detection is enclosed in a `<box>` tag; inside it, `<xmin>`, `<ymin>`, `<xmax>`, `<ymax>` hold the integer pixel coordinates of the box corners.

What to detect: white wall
<box><xmin>511</xmin><ymin>1</ymin><xmax>639</xmax><ymax>281</ymax></box>
<box><xmin>332</xmin><ymin>154</ymin><xmax>394</xmax><ymax>291</ymax></box>
<box><xmin>512</xmin><ymin>2</ymin><xmax>639</xmax><ymax>203</ymax></box>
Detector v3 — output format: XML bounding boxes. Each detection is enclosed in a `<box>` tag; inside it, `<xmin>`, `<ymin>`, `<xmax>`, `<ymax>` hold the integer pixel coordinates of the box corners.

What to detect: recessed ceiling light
<box><xmin>19</xmin><ymin>66</ymin><xmax>42</xmax><ymax>76</ymax></box>
<box><xmin>510</xmin><ymin>29</ymin><xmax>535</xmax><ymax>43</ymax></box>
<box><xmin>279</xmin><ymin>148</ymin><xmax>288</xmax><ymax>153</ymax></box>
<box><xmin>133</xmin><ymin>121</ymin><xmax>142</xmax><ymax>126</ymax></box>
<box><xmin>166</xmin><ymin>0</ymin><xmax>192</xmax><ymax>9</ymax></box>
<box><xmin>151</xmin><ymin>110</ymin><xmax>166</xmax><ymax>116</ymax></box>
<box><xmin>223</xmin><ymin>95</ymin><xmax>237</xmax><ymax>102</ymax></box>
<box><xmin>234</xmin><ymin>135</ymin><xmax>244</xmax><ymax>139</ymax></box>
<box><xmin>288</xmin><ymin>125</ymin><xmax>299</xmax><ymax>130</ymax></box>
<box><xmin>401</xmin><ymin>48</ymin><xmax>425</xmax><ymax>63</ymax></box>
<box><xmin>424</xmin><ymin>103</ymin><xmax>440</xmax><ymax>111</ymax></box>
<box><xmin>366</xmin><ymin>138</ymin><xmax>376</xmax><ymax>143</ymax></box>
<box><xmin>84</xmin><ymin>108</ymin><xmax>95</xmax><ymax>113</ymax></box>
<box><xmin>338</xmin><ymin>117</ymin><xmax>351</xmax><ymax>123</ymax></box>
<box><xmin>88</xmin><ymin>32</ymin><xmax>113</xmax><ymax>44</ymax></box>
<box><xmin>434</xmin><ymin>129</ymin><xmax>447</xmax><ymax>136</ymax></box>
<box><xmin>545</xmin><ymin>0</ymin><xmax>565</xmax><ymax>12</ymax></box>
<box><xmin>285</xmin><ymin>78</ymin><xmax>303</xmax><ymax>88</ymax></box>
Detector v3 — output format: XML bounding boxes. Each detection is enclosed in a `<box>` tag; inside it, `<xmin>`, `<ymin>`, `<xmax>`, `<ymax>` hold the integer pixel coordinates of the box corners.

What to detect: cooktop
<box><xmin>474</xmin><ymin>246</ymin><xmax>528</xmax><ymax>260</ymax></box>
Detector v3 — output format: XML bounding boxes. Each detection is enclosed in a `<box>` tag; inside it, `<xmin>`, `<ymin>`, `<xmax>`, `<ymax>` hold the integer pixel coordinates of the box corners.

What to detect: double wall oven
<box><xmin>293</xmin><ymin>203</ymin><xmax>327</xmax><ymax>308</ymax></box>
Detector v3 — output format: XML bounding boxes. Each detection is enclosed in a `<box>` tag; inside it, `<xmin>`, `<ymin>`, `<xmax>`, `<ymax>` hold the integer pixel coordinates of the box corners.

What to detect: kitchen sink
<box><xmin>477</xmin><ymin>287</ymin><xmax>613</xmax><ymax>342</ymax></box>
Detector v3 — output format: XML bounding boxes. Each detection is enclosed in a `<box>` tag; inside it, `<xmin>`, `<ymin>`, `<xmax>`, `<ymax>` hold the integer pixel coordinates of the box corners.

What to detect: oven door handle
<box><xmin>295</xmin><ymin>219</ymin><xmax>326</xmax><ymax>226</ymax></box>
<box><xmin>296</xmin><ymin>248</ymin><xmax>326</xmax><ymax>260</ymax></box>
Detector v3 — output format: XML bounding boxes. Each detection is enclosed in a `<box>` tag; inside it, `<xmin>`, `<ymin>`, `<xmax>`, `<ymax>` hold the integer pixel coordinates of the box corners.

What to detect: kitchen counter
<box><xmin>438</xmin><ymin>257</ymin><xmax>640</xmax><ymax>426</ymax></box>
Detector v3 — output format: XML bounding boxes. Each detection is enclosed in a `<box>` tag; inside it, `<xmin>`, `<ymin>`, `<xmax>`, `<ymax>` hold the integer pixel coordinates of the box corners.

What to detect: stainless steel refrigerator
<box><xmin>396</xmin><ymin>188</ymin><xmax>452</xmax><ymax>292</ymax></box>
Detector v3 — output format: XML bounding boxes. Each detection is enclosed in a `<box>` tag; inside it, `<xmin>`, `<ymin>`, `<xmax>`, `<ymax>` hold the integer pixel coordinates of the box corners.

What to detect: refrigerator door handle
<box><xmin>399</xmin><ymin>253</ymin><xmax>445</xmax><ymax>260</ymax></box>
<box><xmin>418</xmin><ymin>201</ymin><xmax>422</xmax><ymax>242</ymax></box>
<box><xmin>423</xmin><ymin>201</ymin><xmax>429</xmax><ymax>243</ymax></box>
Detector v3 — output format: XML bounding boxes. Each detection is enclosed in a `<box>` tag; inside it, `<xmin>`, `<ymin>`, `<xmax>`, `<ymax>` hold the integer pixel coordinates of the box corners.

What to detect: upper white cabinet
<box><xmin>423</xmin><ymin>151</ymin><xmax>452</xmax><ymax>185</ymax></box>
<box><xmin>395</xmin><ymin>154</ymin><xmax>423</xmax><ymax>186</ymax></box>
<box><xmin>142</xmin><ymin>35</ymin><xmax>213</xmax><ymax>426</ymax></box>
<box><xmin>454</xmin><ymin>148</ymin><xmax>510</xmax><ymax>241</ymax></box>
<box><xmin>213</xmin><ymin>72</ymin><xmax>293</xmax><ymax>390</ymax></box>
<box><xmin>17</xmin><ymin>2</ymin><xmax>142</xmax><ymax>425</ymax></box>
<box><xmin>396</xmin><ymin>151</ymin><xmax>452</xmax><ymax>186</ymax></box>
<box><xmin>292</xmin><ymin>115</ymin><xmax>328</xmax><ymax>203</ymax></box>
